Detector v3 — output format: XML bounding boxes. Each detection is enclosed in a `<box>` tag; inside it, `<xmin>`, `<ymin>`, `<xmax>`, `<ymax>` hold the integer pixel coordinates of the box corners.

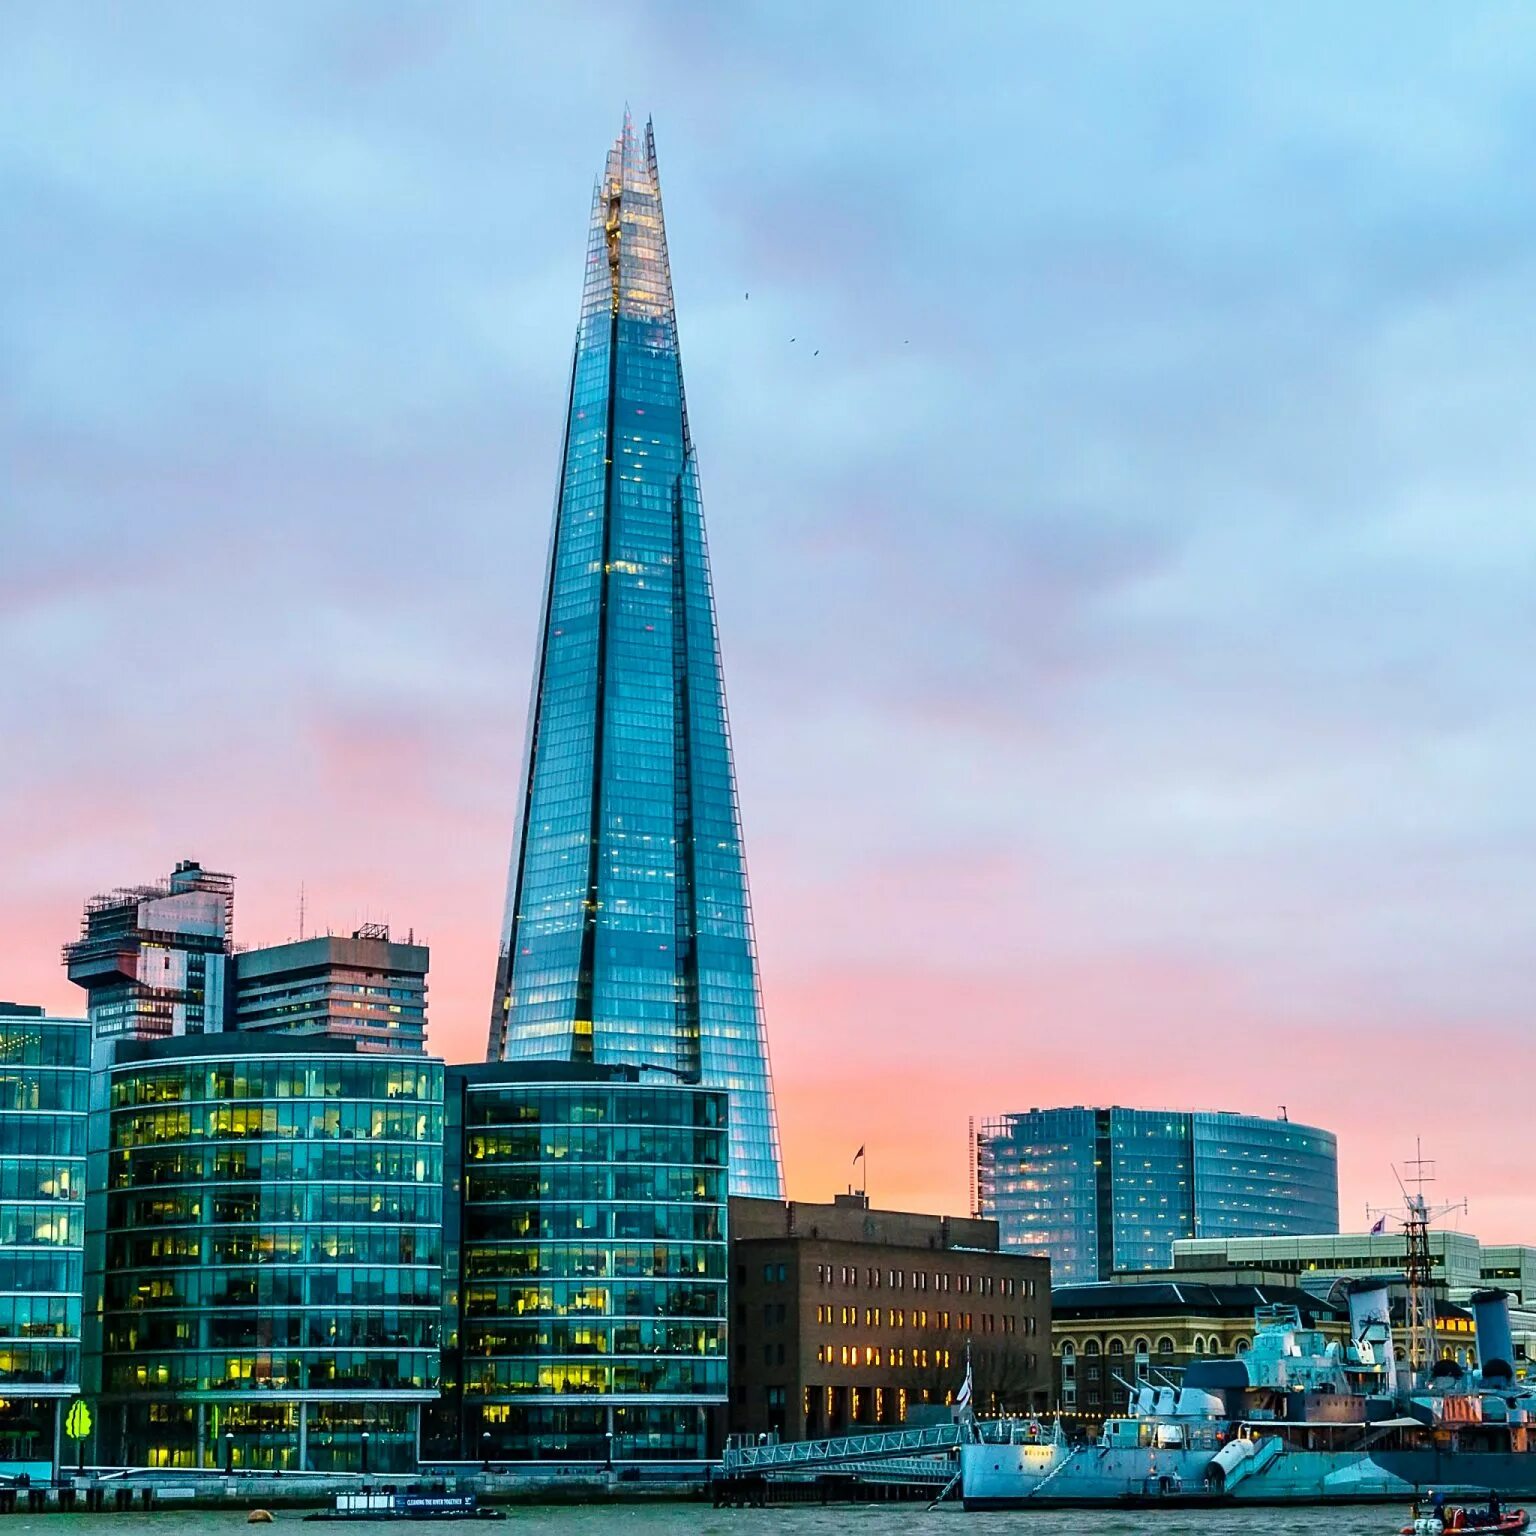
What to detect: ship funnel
<box><xmin>1473</xmin><ymin>1289</ymin><xmax>1515</xmax><ymax>1382</ymax></box>
<box><xmin>1347</xmin><ymin>1280</ymin><xmax>1398</xmax><ymax>1396</ymax></box>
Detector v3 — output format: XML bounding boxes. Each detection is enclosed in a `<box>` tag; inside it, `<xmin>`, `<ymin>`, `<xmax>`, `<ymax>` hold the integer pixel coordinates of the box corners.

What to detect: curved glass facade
<box><xmin>432</xmin><ymin>1065</ymin><xmax>727</xmax><ymax>1462</ymax></box>
<box><xmin>486</xmin><ymin>115</ymin><xmax>782</xmax><ymax>1201</ymax></box>
<box><xmin>979</xmin><ymin>1106</ymin><xmax>1339</xmax><ymax>1283</ymax></box>
<box><xmin>87</xmin><ymin>1037</ymin><xmax>443</xmax><ymax>1471</ymax></box>
<box><xmin>0</xmin><ymin>1009</ymin><xmax>88</xmax><ymax>1477</ymax></box>
<box><xmin>1190</xmin><ymin>1110</ymin><xmax>1339</xmax><ymax>1238</ymax></box>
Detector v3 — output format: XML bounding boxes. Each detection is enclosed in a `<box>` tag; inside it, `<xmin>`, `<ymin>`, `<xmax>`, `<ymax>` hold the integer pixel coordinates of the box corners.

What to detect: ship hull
<box><xmin>960</xmin><ymin>1443</ymin><xmax>1536</xmax><ymax>1510</ymax></box>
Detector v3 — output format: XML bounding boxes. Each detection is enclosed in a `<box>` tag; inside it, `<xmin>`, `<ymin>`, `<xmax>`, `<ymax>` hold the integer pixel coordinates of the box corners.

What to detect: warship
<box><xmin>963</xmin><ymin>1190</ymin><xmax>1536</xmax><ymax>1508</ymax></box>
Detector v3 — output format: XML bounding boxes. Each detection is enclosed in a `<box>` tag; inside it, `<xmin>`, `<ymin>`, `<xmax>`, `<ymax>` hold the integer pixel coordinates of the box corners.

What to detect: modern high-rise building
<box><xmin>0</xmin><ymin>1005</ymin><xmax>88</xmax><ymax>1480</ymax></box>
<box><xmin>428</xmin><ymin>1062</ymin><xmax>729</xmax><ymax>1463</ymax></box>
<box><xmin>85</xmin><ymin>1033</ymin><xmax>443</xmax><ymax>1471</ymax></box>
<box><xmin>63</xmin><ymin>859</ymin><xmax>234</xmax><ymax>1040</ymax></box>
<box><xmin>977</xmin><ymin>1106</ymin><xmax>1339</xmax><ymax>1283</ymax></box>
<box><xmin>486</xmin><ymin>114</ymin><xmax>782</xmax><ymax>1199</ymax></box>
<box><xmin>231</xmin><ymin>926</ymin><xmax>429</xmax><ymax>1054</ymax></box>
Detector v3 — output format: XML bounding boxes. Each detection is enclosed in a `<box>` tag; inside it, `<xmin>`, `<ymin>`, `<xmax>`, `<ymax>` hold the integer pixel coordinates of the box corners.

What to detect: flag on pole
<box><xmin>853</xmin><ymin>1146</ymin><xmax>865</xmax><ymax>1164</ymax></box>
<box><xmin>1370</xmin><ymin>1215</ymin><xmax>1387</xmax><ymax>1235</ymax></box>
<box><xmin>955</xmin><ymin>1358</ymin><xmax>973</xmax><ymax>1409</ymax></box>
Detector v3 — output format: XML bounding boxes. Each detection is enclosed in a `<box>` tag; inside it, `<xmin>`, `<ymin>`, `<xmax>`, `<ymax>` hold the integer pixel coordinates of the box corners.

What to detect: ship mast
<box><xmin>1370</xmin><ymin>1143</ymin><xmax>1468</xmax><ymax>1389</ymax></box>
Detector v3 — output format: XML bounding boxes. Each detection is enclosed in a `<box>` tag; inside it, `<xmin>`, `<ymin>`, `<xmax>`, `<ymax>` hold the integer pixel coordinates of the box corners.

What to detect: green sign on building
<box><xmin>64</xmin><ymin>1400</ymin><xmax>92</xmax><ymax>1442</ymax></box>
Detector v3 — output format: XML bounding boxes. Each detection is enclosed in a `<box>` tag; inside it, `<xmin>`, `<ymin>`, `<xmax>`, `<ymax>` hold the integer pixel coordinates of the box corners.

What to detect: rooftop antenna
<box><xmin>298</xmin><ymin>882</ymin><xmax>306</xmax><ymax>942</ymax></box>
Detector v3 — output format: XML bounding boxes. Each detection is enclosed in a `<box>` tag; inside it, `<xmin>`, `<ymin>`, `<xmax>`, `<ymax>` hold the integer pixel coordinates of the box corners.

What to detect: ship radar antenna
<box><xmin>1384</xmin><ymin>1140</ymin><xmax>1468</xmax><ymax>1389</ymax></box>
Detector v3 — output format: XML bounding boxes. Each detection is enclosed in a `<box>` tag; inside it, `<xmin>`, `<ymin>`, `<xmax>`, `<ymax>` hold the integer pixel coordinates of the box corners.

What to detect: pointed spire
<box><xmin>487</xmin><ymin>114</ymin><xmax>783</xmax><ymax>1196</ymax></box>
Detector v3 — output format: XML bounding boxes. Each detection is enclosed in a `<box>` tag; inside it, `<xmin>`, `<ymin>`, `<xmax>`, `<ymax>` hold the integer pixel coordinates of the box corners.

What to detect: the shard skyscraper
<box><xmin>488</xmin><ymin>115</ymin><xmax>783</xmax><ymax>1199</ymax></box>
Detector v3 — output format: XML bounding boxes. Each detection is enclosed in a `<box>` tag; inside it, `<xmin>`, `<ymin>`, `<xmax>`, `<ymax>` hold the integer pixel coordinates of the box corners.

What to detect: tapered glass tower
<box><xmin>488</xmin><ymin>115</ymin><xmax>783</xmax><ymax>1199</ymax></box>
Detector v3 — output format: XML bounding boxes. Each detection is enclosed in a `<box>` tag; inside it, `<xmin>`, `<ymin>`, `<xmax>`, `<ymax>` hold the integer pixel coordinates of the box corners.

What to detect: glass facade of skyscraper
<box><xmin>430</xmin><ymin>1063</ymin><xmax>728</xmax><ymax>1463</ymax></box>
<box><xmin>486</xmin><ymin>114</ymin><xmax>782</xmax><ymax>1201</ymax></box>
<box><xmin>0</xmin><ymin>1007</ymin><xmax>88</xmax><ymax>1479</ymax></box>
<box><xmin>978</xmin><ymin>1106</ymin><xmax>1339</xmax><ymax>1283</ymax></box>
<box><xmin>86</xmin><ymin>1034</ymin><xmax>443</xmax><ymax>1471</ymax></box>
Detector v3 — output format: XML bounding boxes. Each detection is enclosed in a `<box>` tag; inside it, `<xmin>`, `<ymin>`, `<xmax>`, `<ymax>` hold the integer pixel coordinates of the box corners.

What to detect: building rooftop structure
<box><xmin>63</xmin><ymin>859</ymin><xmax>234</xmax><ymax>1040</ymax></box>
<box><xmin>1052</xmin><ymin>1279</ymin><xmax>1348</xmax><ymax>1322</ymax></box>
<box><xmin>733</xmin><ymin>1191</ymin><xmax>1000</xmax><ymax>1252</ymax></box>
<box><xmin>1168</xmin><ymin>1230</ymin><xmax>1491</xmax><ymax>1299</ymax></box>
<box><xmin>231</xmin><ymin>926</ymin><xmax>429</xmax><ymax>1054</ymax></box>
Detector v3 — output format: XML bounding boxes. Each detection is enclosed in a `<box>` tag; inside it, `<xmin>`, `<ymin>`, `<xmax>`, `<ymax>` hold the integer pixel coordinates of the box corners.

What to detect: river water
<box><xmin>0</xmin><ymin>1506</ymin><xmax>1423</xmax><ymax>1535</ymax></box>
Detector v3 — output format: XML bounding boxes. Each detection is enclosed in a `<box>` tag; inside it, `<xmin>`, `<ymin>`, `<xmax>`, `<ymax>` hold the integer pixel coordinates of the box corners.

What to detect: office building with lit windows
<box><xmin>0</xmin><ymin>1005</ymin><xmax>88</xmax><ymax>1480</ymax></box>
<box><xmin>231</xmin><ymin>927</ymin><xmax>429</xmax><ymax>1054</ymax></box>
<box><xmin>64</xmin><ymin>859</ymin><xmax>235</xmax><ymax>1041</ymax></box>
<box><xmin>729</xmin><ymin>1194</ymin><xmax>1051</xmax><ymax>1443</ymax></box>
<box><xmin>485</xmin><ymin>114</ymin><xmax>782</xmax><ymax>1201</ymax></box>
<box><xmin>84</xmin><ymin>1033</ymin><xmax>443</xmax><ymax>1472</ymax></box>
<box><xmin>977</xmin><ymin>1107</ymin><xmax>1339</xmax><ymax>1283</ymax></box>
<box><xmin>428</xmin><ymin>1063</ymin><xmax>728</xmax><ymax>1464</ymax></box>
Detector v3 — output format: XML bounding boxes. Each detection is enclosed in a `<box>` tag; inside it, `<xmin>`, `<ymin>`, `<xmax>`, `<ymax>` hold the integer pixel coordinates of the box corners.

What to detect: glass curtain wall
<box><xmin>486</xmin><ymin>114</ymin><xmax>781</xmax><ymax>1200</ymax></box>
<box><xmin>0</xmin><ymin>1011</ymin><xmax>88</xmax><ymax>1479</ymax></box>
<box><xmin>433</xmin><ymin>1065</ymin><xmax>727</xmax><ymax>1462</ymax></box>
<box><xmin>88</xmin><ymin>1039</ymin><xmax>443</xmax><ymax>1471</ymax></box>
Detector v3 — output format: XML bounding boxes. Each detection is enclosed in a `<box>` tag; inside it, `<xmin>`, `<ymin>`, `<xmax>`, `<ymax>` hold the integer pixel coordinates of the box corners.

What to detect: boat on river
<box><xmin>962</xmin><ymin>1286</ymin><xmax>1536</xmax><ymax>1509</ymax></box>
<box><xmin>306</xmin><ymin>1492</ymin><xmax>504</xmax><ymax>1521</ymax></box>
<box><xmin>1402</xmin><ymin>1501</ymin><xmax>1528</xmax><ymax>1534</ymax></box>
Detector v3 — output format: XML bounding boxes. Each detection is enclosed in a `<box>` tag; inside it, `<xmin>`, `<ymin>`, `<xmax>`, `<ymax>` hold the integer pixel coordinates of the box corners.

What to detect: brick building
<box><xmin>729</xmin><ymin>1193</ymin><xmax>1051</xmax><ymax>1442</ymax></box>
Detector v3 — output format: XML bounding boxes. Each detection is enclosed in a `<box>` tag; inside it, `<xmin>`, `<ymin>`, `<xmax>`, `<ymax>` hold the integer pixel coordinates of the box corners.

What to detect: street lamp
<box><xmin>480</xmin><ymin>1431</ymin><xmax>491</xmax><ymax>1473</ymax></box>
<box><xmin>224</xmin><ymin>1432</ymin><xmax>235</xmax><ymax>1477</ymax></box>
<box><xmin>359</xmin><ymin>1431</ymin><xmax>370</xmax><ymax>1478</ymax></box>
<box><xmin>604</xmin><ymin>1430</ymin><xmax>614</xmax><ymax>1471</ymax></box>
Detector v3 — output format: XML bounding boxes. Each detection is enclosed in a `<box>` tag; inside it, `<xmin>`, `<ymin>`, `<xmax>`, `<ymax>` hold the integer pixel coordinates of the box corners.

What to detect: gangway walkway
<box><xmin>722</xmin><ymin>1423</ymin><xmax>965</xmax><ymax>1478</ymax></box>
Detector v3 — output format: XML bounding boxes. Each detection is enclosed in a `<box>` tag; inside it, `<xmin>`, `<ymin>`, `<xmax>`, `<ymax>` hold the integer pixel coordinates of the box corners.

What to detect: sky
<box><xmin>5</xmin><ymin>3</ymin><xmax>1536</xmax><ymax>1236</ymax></box>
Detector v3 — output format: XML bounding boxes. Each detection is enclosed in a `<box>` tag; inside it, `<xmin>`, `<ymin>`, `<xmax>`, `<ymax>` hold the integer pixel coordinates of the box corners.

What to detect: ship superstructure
<box><xmin>962</xmin><ymin>1287</ymin><xmax>1536</xmax><ymax>1508</ymax></box>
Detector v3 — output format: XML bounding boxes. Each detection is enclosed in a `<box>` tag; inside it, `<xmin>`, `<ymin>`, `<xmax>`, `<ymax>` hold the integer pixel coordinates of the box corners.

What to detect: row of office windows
<box><xmin>110</xmin><ymin>1061</ymin><xmax>440</xmax><ymax>1107</ymax></box>
<box><xmin>110</xmin><ymin>1104</ymin><xmax>442</xmax><ymax>1146</ymax></box>
<box><xmin>465</xmin><ymin>1127</ymin><xmax>724</xmax><ymax>1165</ymax></box>
<box><xmin>463</xmin><ymin>1089</ymin><xmax>724</xmax><ymax>1129</ymax></box>
<box><xmin>106</xmin><ymin>1266</ymin><xmax>440</xmax><ymax>1310</ymax></box>
<box><xmin>105</xmin><ymin>1350</ymin><xmax>437</xmax><ymax>1393</ymax></box>
<box><xmin>814</xmin><ymin>1344</ymin><xmax>955</xmax><ymax>1369</ymax></box>
<box><xmin>109</xmin><ymin>1145</ymin><xmax>439</xmax><ymax>1187</ymax></box>
<box><xmin>812</xmin><ymin>1304</ymin><xmax>1037</xmax><ymax>1335</ymax></box>
<box><xmin>813</xmin><ymin>1264</ymin><xmax>1034</xmax><ymax>1298</ymax></box>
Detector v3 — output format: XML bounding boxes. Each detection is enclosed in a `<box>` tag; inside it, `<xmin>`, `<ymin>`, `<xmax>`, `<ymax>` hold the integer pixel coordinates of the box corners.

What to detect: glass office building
<box><xmin>430</xmin><ymin>1063</ymin><xmax>728</xmax><ymax>1463</ymax></box>
<box><xmin>978</xmin><ymin>1106</ymin><xmax>1339</xmax><ymax>1283</ymax></box>
<box><xmin>0</xmin><ymin>1006</ymin><xmax>88</xmax><ymax>1479</ymax></box>
<box><xmin>486</xmin><ymin>113</ymin><xmax>782</xmax><ymax>1200</ymax></box>
<box><xmin>85</xmin><ymin>1034</ymin><xmax>443</xmax><ymax>1471</ymax></box>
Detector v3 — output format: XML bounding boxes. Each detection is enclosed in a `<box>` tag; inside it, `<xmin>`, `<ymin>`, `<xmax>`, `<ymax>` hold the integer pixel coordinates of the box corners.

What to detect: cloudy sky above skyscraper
<box><xmin>6</xmin><ymin>3</ymin><xmax>1536</xmax><ymax>1231</ymax></box>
